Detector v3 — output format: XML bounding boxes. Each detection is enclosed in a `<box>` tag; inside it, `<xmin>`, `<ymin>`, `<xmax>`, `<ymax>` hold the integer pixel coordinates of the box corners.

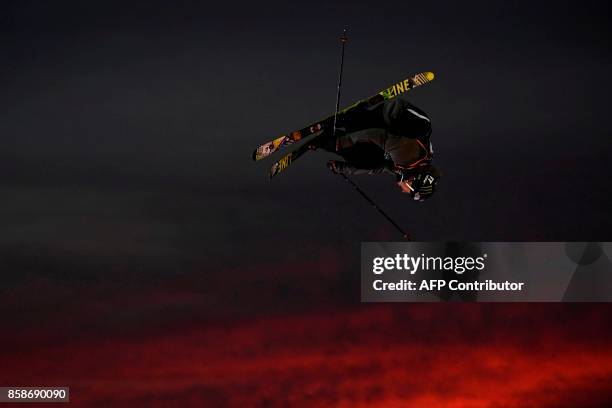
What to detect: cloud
<box><xmin>2</xmin><ymin>304</ymin><xmax>611</xmax><ymax>407</ymax></box>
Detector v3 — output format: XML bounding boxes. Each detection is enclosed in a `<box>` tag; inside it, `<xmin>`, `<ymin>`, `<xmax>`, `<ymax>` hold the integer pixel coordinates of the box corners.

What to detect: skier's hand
<box><xmin>327</xmin><ymin>160</ymin><xmax>344</xmax><ymax>174</ymax></box>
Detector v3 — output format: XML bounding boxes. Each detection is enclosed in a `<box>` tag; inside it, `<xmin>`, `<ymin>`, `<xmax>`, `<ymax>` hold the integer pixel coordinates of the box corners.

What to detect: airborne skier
<box><xmin>310</xmin><ymin>97</ymin><xmax>440</xmax><ymax>201</ymax></box>
<box><xmin>251</xmin><ymin>29</ymin><xmax>438</xmax><ymax>238</ymax></box>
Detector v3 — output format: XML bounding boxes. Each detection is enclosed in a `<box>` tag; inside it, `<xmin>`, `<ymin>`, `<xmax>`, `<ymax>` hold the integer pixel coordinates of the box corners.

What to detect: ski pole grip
<box><xmin>340</xmin><ymin>28</ymin><xmax>348</xmax><ymax>43</ymax></box>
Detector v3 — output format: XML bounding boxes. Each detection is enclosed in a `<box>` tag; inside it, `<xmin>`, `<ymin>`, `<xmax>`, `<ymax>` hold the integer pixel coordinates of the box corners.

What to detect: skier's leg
<box><xmin>383</xmin><ymin>99</ymin><xmax>431</xmax><ymax>138</ymax></box>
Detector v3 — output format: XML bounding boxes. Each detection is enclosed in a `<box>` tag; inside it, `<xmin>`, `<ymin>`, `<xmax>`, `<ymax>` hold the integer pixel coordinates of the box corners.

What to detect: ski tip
<box><xmin>268</xmin><ymin>154</ymin><xmax>292</xmax><ymax>179</ymax></box>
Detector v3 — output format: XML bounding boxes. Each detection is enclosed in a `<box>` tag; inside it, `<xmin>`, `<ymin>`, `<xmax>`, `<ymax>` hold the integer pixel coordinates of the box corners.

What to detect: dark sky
<box><xmin>1</xmin><ymin>1</ymin><xmax>612</xmax><ymax>406</ymax></box>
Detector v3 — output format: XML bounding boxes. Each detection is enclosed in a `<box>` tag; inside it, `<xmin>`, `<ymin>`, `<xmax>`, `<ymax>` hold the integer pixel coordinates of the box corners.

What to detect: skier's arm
<box><xmin>327</xmin><ymin>160</ymin><xmax>396</xmax><ymax>176</ymax></box>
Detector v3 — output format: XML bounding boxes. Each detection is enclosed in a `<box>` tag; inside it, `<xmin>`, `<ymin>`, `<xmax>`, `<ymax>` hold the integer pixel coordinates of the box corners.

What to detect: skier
<box><xmin>309</xmin><ymin>97</ymin><xmax>440</xmax><ymax>201</ymax></box>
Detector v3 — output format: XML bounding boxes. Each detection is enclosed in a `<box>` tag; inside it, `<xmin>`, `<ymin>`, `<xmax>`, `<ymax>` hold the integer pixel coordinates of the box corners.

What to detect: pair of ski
<box><xmin>251</xmin><ymin>71</ymin><xmax>435</xmax><ymax>178</ymax></box>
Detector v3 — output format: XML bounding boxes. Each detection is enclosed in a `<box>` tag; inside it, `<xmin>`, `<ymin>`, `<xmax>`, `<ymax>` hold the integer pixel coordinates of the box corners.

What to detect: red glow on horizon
<box><xmin>2</xmin><ymin>305</ymin><xmax>612</xmax><ymax>407</ymax></box>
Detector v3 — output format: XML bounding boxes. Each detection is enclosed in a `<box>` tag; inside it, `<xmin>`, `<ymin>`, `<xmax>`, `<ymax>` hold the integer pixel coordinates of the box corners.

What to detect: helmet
<box><xmin>397</xmin><ymin>164</ymin><xmax>440</xmax><ymax>201</ymax></box>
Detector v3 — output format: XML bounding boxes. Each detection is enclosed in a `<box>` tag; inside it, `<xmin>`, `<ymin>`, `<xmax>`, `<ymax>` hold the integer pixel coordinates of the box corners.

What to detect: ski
<box><xmin>267</xmin><ymin>71</ymin><xmax>435</xmax><ymax>178</ymax></box>
<box><xmin>252</xmin><ymin>71</ymin><xmax>435</xmax><ymax>163</ymax></box>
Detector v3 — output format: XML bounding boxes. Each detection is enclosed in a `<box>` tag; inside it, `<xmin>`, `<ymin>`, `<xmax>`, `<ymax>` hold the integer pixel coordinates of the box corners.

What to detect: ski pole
<box><xmin>332</xmin><ymin>28</ymin><xmax>348</xmax><ymax>139</ymax></box>
<box><xmin>329</xmin><ymin>28</ymin><xmax>411</xmax><ymax>240</ymax></box>
<box><xmin>338</xmin><ymin>173</ymin><xmax>411</xmax><ymax>240</ymax></box>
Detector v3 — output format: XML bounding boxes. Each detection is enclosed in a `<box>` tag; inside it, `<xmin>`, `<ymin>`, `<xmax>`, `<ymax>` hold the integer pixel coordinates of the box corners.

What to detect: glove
<box><xmin>327</xmin><ymin>160</ymin><xmax>345</xmax><ymax>174</ymax></box>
